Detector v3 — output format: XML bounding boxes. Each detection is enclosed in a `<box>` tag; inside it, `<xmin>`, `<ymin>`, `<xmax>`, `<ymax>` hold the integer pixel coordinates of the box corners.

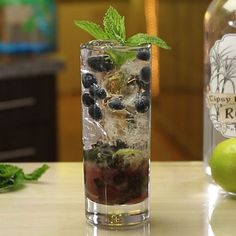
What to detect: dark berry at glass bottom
<box><xmin>81</xmin><ymin>41</ymin><xmax>151</xmax><ymax>228</ymax></box>
<box><xmin>84</xmin><ymin>151</ymin><xmax>149</xmax><ymax>205</ymax></box>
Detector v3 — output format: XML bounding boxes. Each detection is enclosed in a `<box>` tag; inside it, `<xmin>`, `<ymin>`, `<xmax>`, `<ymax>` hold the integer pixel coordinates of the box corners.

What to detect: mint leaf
<box><xmin>0</xmin><ymin>165</ymin><xmax>25</xmax><ymax>190</ymax></box>
<box><xmin>0</xmin><ymin>164</ymin><xmax>21</xmax><ymax>179</ymax></box>
<box><xmin>127</xmin><ymin>33</ymin><xmax>171</xmax><ymax>49</ymax></box>
<box><xmin>24</xmin><ymin>164</ymin><xmax>49</xmax><ymax>181</ymax></box>
<box><xmin>0</xmin><ymin>164</ymin><xmax>49</xmax><ymax>192</ymax></box>
<box><xmin>14</xmin><ymin>171</ymin><xmax>26</xmax><ymax>187</ymax></box>
<box><xmin>84</xmin><ymin>148</ymin><xmax>99</xmax><ymax>162</ymax></box>
<box><xmin>75</xmin><ymin>20</ymin><xmax>108</xmax><ymax>40</ymax></box>
<box><xmin>75</xmin><ymin>6</ymin><xmax>170</xmax><ymax>49</ymax></box>
<box><xmin>103</xmin><ymin>6</ymin><xmax>126</xmax><ymax>44</ymax></box>
<box><xmin>106</xmin><ymin>50</ymin><xmax>136</xmax><ymax>67</ymax></box>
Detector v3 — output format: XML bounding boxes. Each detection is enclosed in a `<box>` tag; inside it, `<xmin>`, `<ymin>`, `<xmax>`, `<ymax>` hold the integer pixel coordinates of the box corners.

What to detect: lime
<box><xmin>209</xmin><ymin>138</ymin><xmax>236</xmax><ymax>193</ymax></box>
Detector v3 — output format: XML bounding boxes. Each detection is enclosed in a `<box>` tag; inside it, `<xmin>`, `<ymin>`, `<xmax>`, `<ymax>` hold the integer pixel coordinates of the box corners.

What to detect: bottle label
<box><xmin>207</xmin><ymin>34</ymin><xmax>236</xmax><ymax>138</ymax></box>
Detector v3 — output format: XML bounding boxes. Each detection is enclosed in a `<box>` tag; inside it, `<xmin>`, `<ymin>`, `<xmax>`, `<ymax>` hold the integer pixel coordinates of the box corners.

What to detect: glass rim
<box><xmin>80</xmin><ymin>40</ymin><xmax>151</xmax><ymax>51</ymax></box>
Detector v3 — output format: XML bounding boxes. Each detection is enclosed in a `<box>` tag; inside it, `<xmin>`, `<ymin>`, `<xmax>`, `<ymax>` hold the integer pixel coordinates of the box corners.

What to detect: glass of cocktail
<box><xmin>81</xmin><ymin>40</ymin><xmax>151</xmax><ymax>227</ymax></box>
<box><xmin>76</xmin><ymin>6</ymin><xmax>169</xmax><ymax>228</ymax></box>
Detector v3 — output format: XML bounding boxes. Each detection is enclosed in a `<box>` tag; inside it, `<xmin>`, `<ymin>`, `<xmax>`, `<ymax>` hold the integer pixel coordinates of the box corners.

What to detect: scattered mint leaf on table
<box><xmin>24</xmin><ymin>164</ymin><xmax>49</xmax><ymax>180</ymax></box>
<box><xmin>0</xmin><ymin>164</ymin><xmax>49</xmax><ymax>192</ymax></box>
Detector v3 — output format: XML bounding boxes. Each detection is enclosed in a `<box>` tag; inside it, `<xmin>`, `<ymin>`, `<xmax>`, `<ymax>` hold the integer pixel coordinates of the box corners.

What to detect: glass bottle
<box><xmin>204</xmin><ymin>0</ymin><xmax>236</xmax><ymax>175</ymax></box>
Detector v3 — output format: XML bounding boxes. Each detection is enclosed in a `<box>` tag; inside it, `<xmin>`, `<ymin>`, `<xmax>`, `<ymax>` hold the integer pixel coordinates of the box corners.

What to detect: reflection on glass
<box><xmin>86</xmin><ymin>222</ymin><xmax>150</xmax><ymax>236</ymax></box>
<box><xmin>206</xmin><ymin>183</ymin><xmax>220</xmax><ymax>236</ymax></box>
<box><xmin>207</xmin><ymin>183</ymin><xmax>236</xmax><ymax>236</ymax></box>
<box><xmin>207</xmin><ymin>183</ymin><xmax>220</xmax><ymax>217</ymax></box>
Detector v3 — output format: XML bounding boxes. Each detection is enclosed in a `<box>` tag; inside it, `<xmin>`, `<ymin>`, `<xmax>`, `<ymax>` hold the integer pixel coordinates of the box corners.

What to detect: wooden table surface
<box><xmin>0</xmin><ymin>162</ymin><xmax>235</xmax><ymax>236</ymax></box>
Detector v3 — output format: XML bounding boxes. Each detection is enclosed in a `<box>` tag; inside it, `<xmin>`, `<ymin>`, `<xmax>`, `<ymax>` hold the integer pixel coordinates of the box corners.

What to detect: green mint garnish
<box><xmin>75</xmin><ymin>20</ymin><xmax>108</xmax><ymax>40</ymax></box>
<box><xmin>103</xmin><ymin>6</ymin><xmax>126</xmax><ymax>44</ymax></box>
<box><xmin>75</xmin><ymin>6</ymin><xmax>170</xmax><ymax>49</ymax></box>
<box><xmin>107</xmin><ymin>50</ymin><xmax>136</xmax><ymax>67</ymax></box>
<box><xmin>84</xmin><ymin>148</ymin><xmax>99</xmax><ymax>162</ymax></box>
<box><xmin>114</xmin><ymin>149</ymin><xmax>143</xmax><ymax>157</ymax></box>
<box><xmin>126</xmin><ymin>33</ymin><xmax>170</xmax><ymax>49</ymax></box>
<box><xmin>0</xmin><ymin>164</ymin><xmax>49</xmax><ymax>192</ymax></box>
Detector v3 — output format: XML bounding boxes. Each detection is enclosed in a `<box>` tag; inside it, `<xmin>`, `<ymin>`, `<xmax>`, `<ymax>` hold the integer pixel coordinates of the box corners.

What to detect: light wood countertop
<box><xmin>0</xmin><ymin>162</ymin><xmax>235</xmax><ymax>235</ymax></box>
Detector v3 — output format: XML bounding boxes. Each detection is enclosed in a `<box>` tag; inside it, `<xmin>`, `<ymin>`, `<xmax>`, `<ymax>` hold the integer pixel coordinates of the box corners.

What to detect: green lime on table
<box><xmin>209</xmin><ymin>138</ymin><xmax>236</xmax><ymax>194</ymax></box>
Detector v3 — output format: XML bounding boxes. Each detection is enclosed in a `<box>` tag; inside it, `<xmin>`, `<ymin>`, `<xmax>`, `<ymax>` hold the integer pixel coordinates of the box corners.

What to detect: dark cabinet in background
<box><xmin>0</xmin><ymin>56</ymin><xmax>63</xmax><ymax>162</ymax></box>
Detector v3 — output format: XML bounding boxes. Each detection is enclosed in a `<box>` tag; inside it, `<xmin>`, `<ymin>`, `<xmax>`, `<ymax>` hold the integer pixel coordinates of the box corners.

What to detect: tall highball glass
<box><xmin>80</xmin><ymin>40</ymin><xmax>151</xmax><ymax>228</ymax></box>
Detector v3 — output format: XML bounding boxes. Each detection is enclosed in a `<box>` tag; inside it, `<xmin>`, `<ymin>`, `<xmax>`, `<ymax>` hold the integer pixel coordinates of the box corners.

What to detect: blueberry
<box><xmin>108</xmin><ymin>98</ymin><xmax>125</xmax><ymax>110</ymax></box>
<box><xmin>88</xmin><ymin>104</ymin><xmax>103</xmax><ymax>121</ymax></box>
<box><xmin>82</xmin><ymin>93</ymin><xmax>95</xmax><ymax>107</ymax></box>
<box><xmin>136</xmin><ymin>76</ymin><xmax>150</xmax><ymax>91</ymax></box>
<box><xmin>97</xmin><ymin>88</ymin><xmax>107</xmax><ymax>99</ymax></box>
<box><xmin>115</xmin><ymin>139</ymin><xmax>128</xmax><ymax>149</ymax></box>
<box><xmin>143</xmin><ymin>83</ymin><xmax>150</xmax><ymax>91</ymax></box>
<box><xmin>89</xmin><ymin>84</ymin><xmax>107</xmax><ymax>99</ymax></box>
<box><xmin>141</xmin><ymin>90</ymin><xmax>150</xmax><ymax>98</ymax></box>
<box><xmin>135</xmin><ymin>96</ymin><xmax>150</xmax><ymax>113</ymax></box>
<box><xmin>87</xmin><ymin>55</ymin><xmax>114</xmax><ymax>72</ymax></box>
<box><xmin>137</xmin><ymin>48</ymin><xmax>150</xmax><ymax>61</ymax></box>
<box><xmin>89</xmin><ymin>84</ymin><xmax>99</xmax><ymax>98</ymax></box>
<box><xmin>82</xmin><ymin>73</ymin><xmax>97</xmax><ymax>88</ymax></box>
<box><xmin>140</xmin><ymin>66</ymin><xmax>151</xmax><ymax>84</ymax></box>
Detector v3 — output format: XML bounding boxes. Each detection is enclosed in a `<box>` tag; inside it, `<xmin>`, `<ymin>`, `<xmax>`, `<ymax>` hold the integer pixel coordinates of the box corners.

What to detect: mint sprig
<box><xmin>107</xmin><ymin>50</ymin><xmax>136</xmax><ymax>67</ymax></box>
<box><xmin>126</xmin><ymin>33</ymin><xmax>170</xmax><ymax>49</ymax></box>
<box><xmin>75</xmin><ymin>20</ymin><xmax>108</xmax><ymax>40</ymax></box>
<box><xmin>0</xmin><ymin>164</ymin><xmax>49</xmax><ymax>192</ymax></box>
<box><xmin>103</xmin><ymin>6</ymin><xmax>126</xmax><ymax>44</ymax></box>
<box><xmin>75</xmin><ymin>6</ymin><xmax>170</xmax><ymax>49</ymax></box>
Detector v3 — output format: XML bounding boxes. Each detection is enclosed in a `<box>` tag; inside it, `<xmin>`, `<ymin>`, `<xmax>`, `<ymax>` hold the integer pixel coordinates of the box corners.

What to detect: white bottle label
<box><xmin>207</xmin><ymin>34</ymin><xmax>236</xmax><ymax>138</ymax></box>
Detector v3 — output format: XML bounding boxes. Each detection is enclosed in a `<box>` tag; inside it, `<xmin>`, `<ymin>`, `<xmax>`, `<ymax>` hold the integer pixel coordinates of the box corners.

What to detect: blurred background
<box><xmin>0</xmin><ymin>0</ymin><xmax>212</xmax><ymax>162</ymax></box>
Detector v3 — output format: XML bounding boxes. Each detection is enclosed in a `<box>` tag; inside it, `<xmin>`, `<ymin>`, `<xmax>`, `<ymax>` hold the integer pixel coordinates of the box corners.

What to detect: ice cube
<box><xmin>124</xmin><ymin>113</ymin><xmax>150</xmax><ymax>150</ymax></box>
<box><xmin>121</xmin><ymin>60</ymin><xmax>148</xmax><ymax>79</ymax></box>
<box><xmin>82</xmin><ymin>114</ymin><xmax>107</xmax><ymax>149</ymax></box>
<box><xmin>102</xmin><ymin>71</ymin><xmax>125</xmax><ymax>95</ymax></box>
<box><xmin>103</xmin><ymin>108</ymin><xmax>127</xmax><ymax>141</ymax></box>
<box><xmin>122</xmin><ymin>89</ymin><xmax>138</xmax><ymax>113</ymax></box>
